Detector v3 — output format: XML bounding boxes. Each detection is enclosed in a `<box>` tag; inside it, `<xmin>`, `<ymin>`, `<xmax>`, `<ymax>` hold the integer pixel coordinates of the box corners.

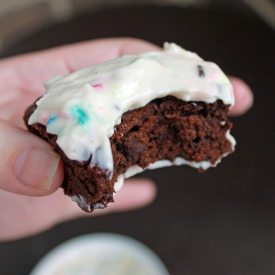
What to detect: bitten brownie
<box><xmin>24</xmin><ymin>96</ymin><xmax>233</xmax><ymax>212</ymax></box>
<box><xmin>24</xmin><ymin>43</ymin><xmax>235</xmax><ymax>212</ymax></box>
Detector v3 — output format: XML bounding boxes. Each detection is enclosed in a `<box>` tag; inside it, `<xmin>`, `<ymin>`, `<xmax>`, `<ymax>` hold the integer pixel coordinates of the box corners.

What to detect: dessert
<box><xmin>24</xmin><ymin>43</ymin><xmax>235</xmax><ymax>212</ymax></box>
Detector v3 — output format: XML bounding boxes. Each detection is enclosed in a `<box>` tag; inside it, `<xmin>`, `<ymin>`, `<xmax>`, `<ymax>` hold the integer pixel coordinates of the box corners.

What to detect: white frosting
<box><xmin>225</xmin><ymin>129</ymin><xmax>236</xmax><ymax>149</ymax></box>
<box><xmin>29</xmin><ymin>42</ymin><xmax>235</xmax><ymax>183</ymax></box>
<box><xmin>115</xmin><ymin>157</ymin><xmax>221</xmax><ymax>193</ymax></box>
<box><xmin>114</xmin><ymin>175</ymin><xmax>124</xmax><ymax>192</ymax></box>
<box><xmin>124</xmin><ymin>158</ymin><xmax>213</xmax><ymax>180</ymax></box>
<box><xmin>71</xmin><ymin>195</ymin><xmax>92</xmax><ymax>212</ymax></box>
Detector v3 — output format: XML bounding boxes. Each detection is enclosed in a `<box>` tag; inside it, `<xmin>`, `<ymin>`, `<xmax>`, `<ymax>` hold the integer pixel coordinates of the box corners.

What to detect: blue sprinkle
<box><xmin>71</xmin><ymin>105</ymin><xmax>89</xmax><ymax>125</ymax></box>
<box><xmin>47</xmin><ymin>117</ymin><xmax>57</xmax><ymax>125</ymax></box>
<box><xmin>114</xmin><ymin>105</ymin><xmax>120</xmax><ymax>111</ymax></box>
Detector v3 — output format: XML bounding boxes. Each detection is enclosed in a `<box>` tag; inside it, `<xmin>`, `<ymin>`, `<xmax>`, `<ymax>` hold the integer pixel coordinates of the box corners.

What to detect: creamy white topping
<box><xmin>72</xmin><ymin>153</ymin><xmax>234</xmax><ymax>211</ymax></box>
<box><xmin>118</xmin><ymin>156</ymin><xmax>224</xmax><ymax>188</ymax></box>
<box><xmin>29</xmin><ymin>42</ymin><xmax>235</xmax><ymax>184</ymax></box>
<box><xmin>71</xmin><ymin>195</ymin><xmax>92</xmax><ymax>212</ymax></box>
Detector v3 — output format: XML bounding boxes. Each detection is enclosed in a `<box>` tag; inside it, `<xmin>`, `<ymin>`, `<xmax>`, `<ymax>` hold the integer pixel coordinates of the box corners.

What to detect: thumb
<box><xmin>0</xmin><ymin>118</ymin><xmax>63</xmax><ymax>196</ymax></box>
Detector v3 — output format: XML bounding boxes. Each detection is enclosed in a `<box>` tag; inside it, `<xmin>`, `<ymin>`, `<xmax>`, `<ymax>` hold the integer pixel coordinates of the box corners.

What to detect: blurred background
<box><xmin>1</xmin><ymin>0</ymin><xmax>275</xmax><ymax>275</ymax></box>
<box><xmin>0</xmin><ymin>0</ymin><xmax>275</xmax><ymax>52</ymax></box>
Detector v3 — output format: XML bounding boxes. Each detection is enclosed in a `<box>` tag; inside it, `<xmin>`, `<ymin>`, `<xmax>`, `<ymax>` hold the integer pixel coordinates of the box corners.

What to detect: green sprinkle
<box><xmin>70</xmin><ymin>105</ymin><xmax>89</xmax><ymax>125</ymax></box>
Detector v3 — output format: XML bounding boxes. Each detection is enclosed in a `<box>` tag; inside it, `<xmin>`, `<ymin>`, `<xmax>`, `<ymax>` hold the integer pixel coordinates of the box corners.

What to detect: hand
<box><xmin>0</xmin><ymin>38</ymin><xmax>253</xmax><ymax>241</ymax></box>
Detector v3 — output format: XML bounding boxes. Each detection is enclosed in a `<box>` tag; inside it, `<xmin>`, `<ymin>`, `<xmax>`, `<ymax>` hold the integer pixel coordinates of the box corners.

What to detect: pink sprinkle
<box><xmin>59</xmin><ymin>112</ymin><xmax>69</xmax><ymax>119</ymax></box>
<box><xmin>211</xmin><ymin>72</ymin><xmax>219</xmax><ymax>80</ymax></box>
<box><xmin>92</xmin><ymin>84</ymin><xmax>103</xmax><ymax>89</ymax></box>
<box><xmin>42</xmin><ymin>115</ymin><xmax>48</xmax><ymax>123</ymax></box>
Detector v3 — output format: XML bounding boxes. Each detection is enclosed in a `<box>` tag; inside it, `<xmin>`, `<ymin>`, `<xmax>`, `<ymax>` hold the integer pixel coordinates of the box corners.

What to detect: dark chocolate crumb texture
<box><xmin>24</xmin><ymin>43</ymin><xmax>235</xmax><ymax>212</ymax></box>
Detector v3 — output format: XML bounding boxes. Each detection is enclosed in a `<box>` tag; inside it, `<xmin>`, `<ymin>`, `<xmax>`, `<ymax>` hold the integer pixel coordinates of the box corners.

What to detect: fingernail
<box><xmin>14</xmin><ymin>148</ymin><xmax>60</xmax><ymax>190</ymax></box>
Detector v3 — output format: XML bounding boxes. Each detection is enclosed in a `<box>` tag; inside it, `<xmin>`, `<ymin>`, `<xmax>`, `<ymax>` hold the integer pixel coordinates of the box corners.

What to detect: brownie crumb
<box><xmin>197</xmin><ymin>65</ymin><xmax>205</xmax><ymax>77</ymax></box>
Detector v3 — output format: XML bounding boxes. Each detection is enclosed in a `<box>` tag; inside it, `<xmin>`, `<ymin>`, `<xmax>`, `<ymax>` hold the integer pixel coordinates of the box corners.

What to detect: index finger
<box><xmin>0</xmin><ymin>38</ymin><xmax>160</xmax><ymax>95</ymax></box>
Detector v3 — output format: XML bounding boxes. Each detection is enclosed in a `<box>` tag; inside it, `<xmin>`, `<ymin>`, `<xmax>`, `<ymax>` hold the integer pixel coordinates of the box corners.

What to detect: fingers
<box><xmin>228</xmin><ymin>76</ymin><xmax>253</xmax><ymax>116</ymax></box>
<box><xmin>0</xmin><ymin>178</ymin><xmax>156</xmax><ymax>241</ymax></box>
<box><xmin>0</xmin><ymin>38</ymin><xmax>160</xmax><ymax>96</ymax></box>
<box><xmin>99</xmin><ymin>178</ymin><xmax>157</xmax><ymax>214</ymax></box>
<box><xmin>0</xmin><ymin>118</ymin><xmax>64</xmax><ymax>196</ymax></box>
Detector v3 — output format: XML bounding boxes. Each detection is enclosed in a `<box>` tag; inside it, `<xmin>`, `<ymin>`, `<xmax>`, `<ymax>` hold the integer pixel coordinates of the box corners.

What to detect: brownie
<box><xmin>24</xmin><ymin>95</ymin><xmax>233</xmax><ymax>212</ymax></box>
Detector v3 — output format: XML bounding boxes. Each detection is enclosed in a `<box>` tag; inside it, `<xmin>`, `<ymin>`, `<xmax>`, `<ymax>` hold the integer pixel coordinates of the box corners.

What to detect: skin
<box><xmin>0</xmin><ymin>38</ymin><xmax>253</xmax><ymax>241</ymax></box>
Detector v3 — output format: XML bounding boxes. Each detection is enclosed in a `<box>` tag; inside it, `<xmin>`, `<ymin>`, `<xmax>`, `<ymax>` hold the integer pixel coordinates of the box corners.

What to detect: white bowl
<box><xmin>30</xmin><ymin>233</ymin><xmax>170</xmax><ymax>275</ymax></box>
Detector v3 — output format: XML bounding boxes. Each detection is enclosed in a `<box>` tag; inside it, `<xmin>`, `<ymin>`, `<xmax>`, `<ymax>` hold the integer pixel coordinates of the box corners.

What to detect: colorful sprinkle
<box><xmin>114</xmin><ymin>105</ymin><xmax>120</xmax><ymax>111</ymax></box>
<box><xmin>42</xmin><ymin>115</ymin><xmax>48</xmax><ymax>123</ymax></box>
<box><xmin>211</xmin><ymin>72</ymin><xmax>219</xmax><ymax>80</ymax></box>
<box><xmin>92</xmin><ymin>84</ymin><xmax>103</xmax><ymax>89</ymax></box>
<box><xmin>47</xmin><ymin>116</ymin><xmax>57</xmax><ymax>125</ymax></box>
<box><xmin>70</xmin><ymin>105</ymin><xmax>89</xmax><ymax>125</ymax></box>
<box><xmin>59</xmin><ymin>111</ymin><xmax>69</xmax><ymax>119</ymax></box>
<box><xmin>197</xmin><ymin>65</ymin><xmax>205</xmax><ymax>77</ymax></box>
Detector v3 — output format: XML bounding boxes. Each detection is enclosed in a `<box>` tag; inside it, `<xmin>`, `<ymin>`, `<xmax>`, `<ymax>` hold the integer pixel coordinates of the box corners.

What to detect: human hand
<box><xmin>0</xmin><ymin>38</ymin><xmax>253</xmax><ymax>241</ymax></box>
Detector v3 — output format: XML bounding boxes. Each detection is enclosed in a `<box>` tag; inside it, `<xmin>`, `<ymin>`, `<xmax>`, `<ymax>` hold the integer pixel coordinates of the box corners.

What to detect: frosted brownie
<box><xmin>24</xmin><ymin>43</ymin><xmax>235</xmax><ymax>212</ymax></box>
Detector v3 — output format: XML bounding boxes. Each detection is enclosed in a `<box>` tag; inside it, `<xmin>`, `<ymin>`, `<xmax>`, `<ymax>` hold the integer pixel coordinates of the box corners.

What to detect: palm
<box><xmin>0</xmin><ymin>38</ymin><xmax>252</xmax><ymax>241</ymax></box>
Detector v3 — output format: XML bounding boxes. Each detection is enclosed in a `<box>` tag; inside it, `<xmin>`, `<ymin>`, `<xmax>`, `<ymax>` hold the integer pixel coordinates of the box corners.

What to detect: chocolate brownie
<box><xmin>24</xmin><ymin>43</ymin><xmax>235</xmax><ymax>212</ymax></box>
